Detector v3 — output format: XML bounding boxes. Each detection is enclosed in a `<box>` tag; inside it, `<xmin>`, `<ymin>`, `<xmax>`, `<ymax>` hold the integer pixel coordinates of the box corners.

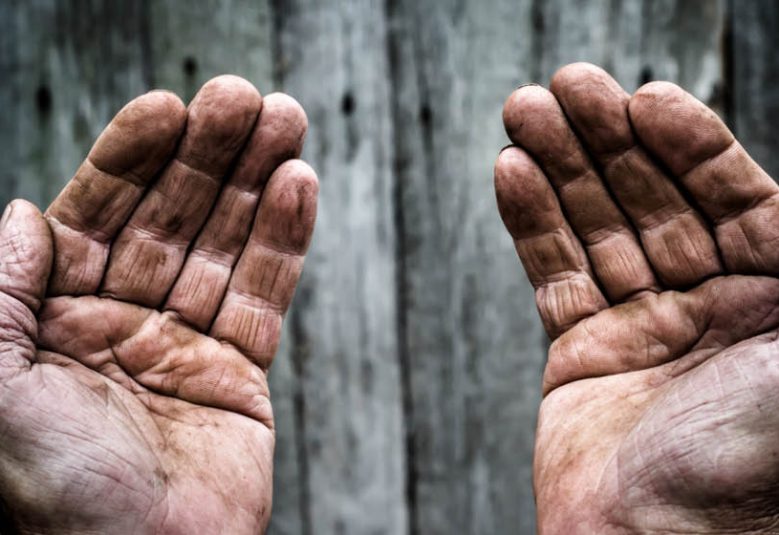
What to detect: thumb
<box><xmin>0</xmin><ymin>200</ymin><xmax>52</xmax><ymax>312</ymax></box>
<box><xmin>0</xmin><ymin>200</ymin><xmax>52</xmax><ymax>373</ymax></box>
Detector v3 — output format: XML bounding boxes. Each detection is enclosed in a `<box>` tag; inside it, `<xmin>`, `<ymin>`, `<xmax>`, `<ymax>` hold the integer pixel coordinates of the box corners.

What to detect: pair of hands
<box><xmin>0</xmin><ymin>63</ymin><xmax>777</xmax><ymax>533</ymax></box>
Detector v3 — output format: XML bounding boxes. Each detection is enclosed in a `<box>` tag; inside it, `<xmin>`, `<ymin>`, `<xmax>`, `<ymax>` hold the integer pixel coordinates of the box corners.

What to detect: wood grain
<box><xmin>0</xmin><ymin>1</ymin><xmax>774</xmax><ymax>533</ymax></box>
<box><xmin>732</xmin><ymin>0</ymin><xmax>779</xmax><ymax>180</ymax></box>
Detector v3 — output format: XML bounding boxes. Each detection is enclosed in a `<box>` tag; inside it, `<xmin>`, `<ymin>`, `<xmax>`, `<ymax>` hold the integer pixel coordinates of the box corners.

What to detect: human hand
<box><xmin>0</xmin><ymin>76</ymin><xmax>316</xmax><ymax>534</ymax></box>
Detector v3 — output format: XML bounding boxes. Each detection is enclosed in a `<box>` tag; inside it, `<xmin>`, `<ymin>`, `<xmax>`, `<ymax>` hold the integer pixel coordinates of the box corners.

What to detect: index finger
<box><xmin>45</xmin><ymin>91</ymin><xmax>187</xmax><ymax>295</ymax></box>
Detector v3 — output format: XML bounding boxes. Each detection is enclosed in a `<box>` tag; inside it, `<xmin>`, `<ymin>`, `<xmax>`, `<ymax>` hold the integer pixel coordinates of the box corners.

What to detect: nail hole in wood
<box><xmin>419</xmin><ymin>104</ymin><xmax>432</xmax><ymax>126</ymax></box>
<box><xmin>35</xmin><ymin>85</ymin><xmax>52</xmax><ymax>115</ymax></box>
<box><xmin>639</xmin><ymin>66</ymin><xmax>654</xmax><ymax>86</ymax></box>
<box><xmin>183</xmin><ymin>56</ymin><xmax>198</xmax><ymax>77</ymax></box>
<box><xmin>341</xmin><ymin>92</ymin><xmax>355</xmax><ymax>116</ymax></box>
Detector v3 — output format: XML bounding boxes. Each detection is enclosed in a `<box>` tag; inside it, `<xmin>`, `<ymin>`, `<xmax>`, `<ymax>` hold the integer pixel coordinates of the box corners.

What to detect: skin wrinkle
<box><xmin>505</xmin><ymin>87</ymin><xmax>660</xmax><ymax>305</ymax></box>
<box><xmin>41</xmin><ymin>260</ymin><xmax>280</xmax><ymax>428</ymax></box>
<box><xmin>676</xmin><ymin>138</ymin><xmax>738</xmax><ymax>180</ymax></box>
<box><xmin>87</xmin><ymin>376</ymin><xmax>168</xmax><ymax>471</ymax></box>
<box><xmin>85</xmin><ymin>153</ymin><xmax>149</xmax><ymax>188</ymax></box>
<box><xmin>732</xmin><ymin>219</ymin><xmax>762</xmax><ymax>271</ymax></box>
<box><xmin>550</xmin><ymin>68</ymin><xmax>723</xmax><ymax>291</ymax></box>
<box><xmin>163</xmin><ymin>98</ymin><xmax>309</xmax><ymax>333</ymax></box>
<box><xmin>497</xmin><ymin>65</ymin><xmax>779</xmax><ymax>533</ymax></box>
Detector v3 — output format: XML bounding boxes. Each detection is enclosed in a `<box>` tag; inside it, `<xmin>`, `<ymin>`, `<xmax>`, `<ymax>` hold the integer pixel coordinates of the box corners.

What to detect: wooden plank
<box><xmin>732</xmin><ymin>0</ymin><xmax>779</xmax><ymax>179</ymax></box>
<box><xmin>388</xmin><ymin>1</ymin><xmax>543</xmax><ymax>533</ymax></box>
<box><xmin>639</xmin><ymin>0</ymin><xmax>726</xmax><ymax>104</ymax></box>
<box><xmin>0</xmin><ymin>0</ymin><xmax>149</xmax><ymax>209</ymax></box>
<box><xmin>536</xmin><ymin>0</ymin><xmax>644</xmax><ymax>84</ymax></box>
<box><xmin>273</xmin><ymin>1</ymin><xmax>407</xmax><ymax>533</ymax></box>
<box><xmin>0</xmin><ymin>0</ymin><xmax>21</xmax><ymax>210</ymax></box>
<box><xmin>537</xmin><ymin>0</ymin><xmax>725</xmax><ymax>99</ymax></box>
<box><xmin>147</xmin><ymin>0</ymin><xmax>275</xmax><ymax>101</ymax></box>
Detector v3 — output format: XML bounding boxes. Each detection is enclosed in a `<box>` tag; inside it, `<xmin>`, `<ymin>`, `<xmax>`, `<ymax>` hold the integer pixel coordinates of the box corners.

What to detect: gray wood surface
<box><xmin>732</xmin><ymin>0</ymin><xmax>779</xmax><ymax>180</ymax></box>
<box><xmin>388</xmin><ymin>1</ymin><xmax>543</xmax><ymax>532</ymax></box>
<box><xmin>1</xmin><ymin>1</ymin><xmax>776</xmax><ymax>533</ymax></box>
<box><xmin>272</xmin><ymin>1</ymin><xmax>407</xmax><ymax>533</ymax></box>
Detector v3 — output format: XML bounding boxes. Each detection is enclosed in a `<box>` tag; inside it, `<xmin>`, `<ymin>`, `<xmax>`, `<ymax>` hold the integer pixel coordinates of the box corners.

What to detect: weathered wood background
<box><xmin>1</xmin><ymin>0</ymin><xmax>776</xmax><ymax>533</ymax></box>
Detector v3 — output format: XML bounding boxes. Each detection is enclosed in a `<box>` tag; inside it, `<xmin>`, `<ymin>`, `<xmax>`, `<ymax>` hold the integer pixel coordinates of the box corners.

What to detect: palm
<box><xmin>496</xmin><ymin>64</ymin><xmax>779</xmax><ymax>533</ymax></box>
<box><xmin>536</xmin><ymin>275</ymin><xmax>779</xmax><ymax>533</ymax></box>
<box><xmin>7</xmin><ymin>323</ymin><xmax>275</xmax><ymax>533</ymax></box>
<box><xmin>0</xmin><ymin>76</ymin><xmax>317</xmax><ymax>534</ymax></box>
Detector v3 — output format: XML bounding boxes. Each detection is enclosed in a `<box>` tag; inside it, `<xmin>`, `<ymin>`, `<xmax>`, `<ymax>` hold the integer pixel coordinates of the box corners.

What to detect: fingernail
<box><xmin>0</xmin><ymin>202</ymin><xmax>14</xmax><ymax>230</ymax></box>
<box><xmin>516</xmin><ymin>82</ymin><xmax>542</xmax><ymax>90</ymax></box>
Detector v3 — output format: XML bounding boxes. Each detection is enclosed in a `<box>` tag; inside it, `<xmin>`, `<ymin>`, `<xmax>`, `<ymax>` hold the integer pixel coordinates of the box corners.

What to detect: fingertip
<box><xmin>632</xmin><ymin>80</ymin><xmax>683</xmax><ymax>102</ymax></box>
<box><xmin>260</xmin><ymin>159</ymin><xmax>319</xmax><ymax>253</ymax></box>
<box><xmin>89</xmin><ymin>91</ymin><xmax>188</xmax><ymax>180</ymax></box>
<box><xmin>628</xmin><ymin>81</ymin><xmax>684</xmax><ymax>126</ymax></box>
<box><xmin>502</xmin><ymin>84</ymin><xmax>557</xmax><ymax>140</ymax></box>
<box><xmin>494</xmin><ymin>147</ymin><xmax>560</xmax><ymax>240</ymax></box>
<box><xmin>5</xmin><ymin>198</ymin><xmax>41</xmax><ymax>218</ymax></box>
<box><xmin>494</xmin><ymin>148</ymin><xmax>525</xmax><ymax>233</ymax></box>
<box><xmin>4</xmin><ymin>199</ymin><xmax>48</xmax><ymax>241</ymax></box>
<box><xmin>181</xmin><ymin>75</ymin><xmax>264</xmax><ymax>176</ymax></box>
<box><xmin>277</xmin><ymin>159</ymin><xmax>319</xmax><ymax>190</ymax></box>
<box><xmin>629</xmin><ymin>81</ymin><xmax>733</xmax><ymax>175</ymax></box>
<box><xmin>494</xmin><ymin>146</ymin><xmax>544</xmax><ymax>198</ymax></box>
<box><xmin>550</xmin><ymin>62</ymin><xmax>611</xmax><ymax>93</ymax></box>
<box><xmin>494</xmin><ymin>145</ymin><xmax>527</xmax><ymax>194</ymax></box>
<box><xmin>263</xmin><ymin>92</ymin><xmax>309</xmax><ymax>136</ymax></box>
<box><xmin>550</xmin><ymin>63</ymin><xmax>633</xmax><ymax>155</ymax></box>
<box><xmin>195</xmin><ymin>74</ymin><xmax>263</xmax><ymax>111</ymax></box>
<box><xmin>122</xmin><ymin>90</ymin><xmax>188</xmax><ymax>144</ymax></box>
<box><xmin>141</xmin><ymin>90</ymin><xmax>188</xmax><ymax>122</ymax></box>
<box><xmin>0</xmin><ymin>199</ymin><xmax>52</xmax><ymax>311</ymax></box>
<box><xmin>279</xmin><ymin>159</ymin><xmax>320</xmax><ymax>216</ymax></box>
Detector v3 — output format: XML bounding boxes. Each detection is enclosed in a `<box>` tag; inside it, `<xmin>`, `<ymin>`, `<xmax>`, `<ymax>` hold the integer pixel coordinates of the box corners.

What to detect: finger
<box><xmin>0</xmin><ymin>201</ymin><xmax>53</xmax><ymax>374</ymax></box>
<box><xmin>44</xmin><ymin>91</ymin><xmax>187</xmax><ymax>295</ymax></box>
<box><xmin>165</xmin><ymin>94</ymin><xmax>308</xmax><ymax>330</ymax></box>
<box><xmin>0</xmin><ymin>201</ymin><xmax>52</xmax><ymax>312</ymax></box>
<box><xmin>503</xmin><ymin>85</ymin><xmax>659</xmax><ymax>301</ymax></box>
<box><xmin>101</xmin><ymin>76</ymin><xmax>262</xmax><ymax>307</ymax></box>
<box><xmin>629</xmin><ymin>82</ymin><xmax>779</xmax><ymax>274</ymax></box>
<box><xmin>210</xmin><ymin>160</ymin><xmax>318</xmax><ymax>368</ymax></box>
<box><xmin>495</xmin><ymin>147</ymin><xmax>608</xmax><ymax>338</ymax></box>
<box><xmin>550</xmin><ymin>63</ymin><xmax>722</xmax><ymax>287</ymax></box>
<box><xmin>543</xmin><ymin>275</ymin><xmax>779</xmax><ymax>394</ymax></box>
<box><xmin>37</xmin><ymin>296</ymin><xmax>273</xmax><ymax>426</ymax></box>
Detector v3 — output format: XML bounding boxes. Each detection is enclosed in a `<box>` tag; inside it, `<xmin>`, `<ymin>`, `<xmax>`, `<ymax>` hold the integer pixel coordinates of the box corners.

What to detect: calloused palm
<box><xmin>0</xmin><ymin>76</ymin><xmax>317</xmax><ymax>533</ymax></box>
<box><xmin>496</xmin><ymin>64</ymin><xmax>779</xmax><ymax>533</ymax></box>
